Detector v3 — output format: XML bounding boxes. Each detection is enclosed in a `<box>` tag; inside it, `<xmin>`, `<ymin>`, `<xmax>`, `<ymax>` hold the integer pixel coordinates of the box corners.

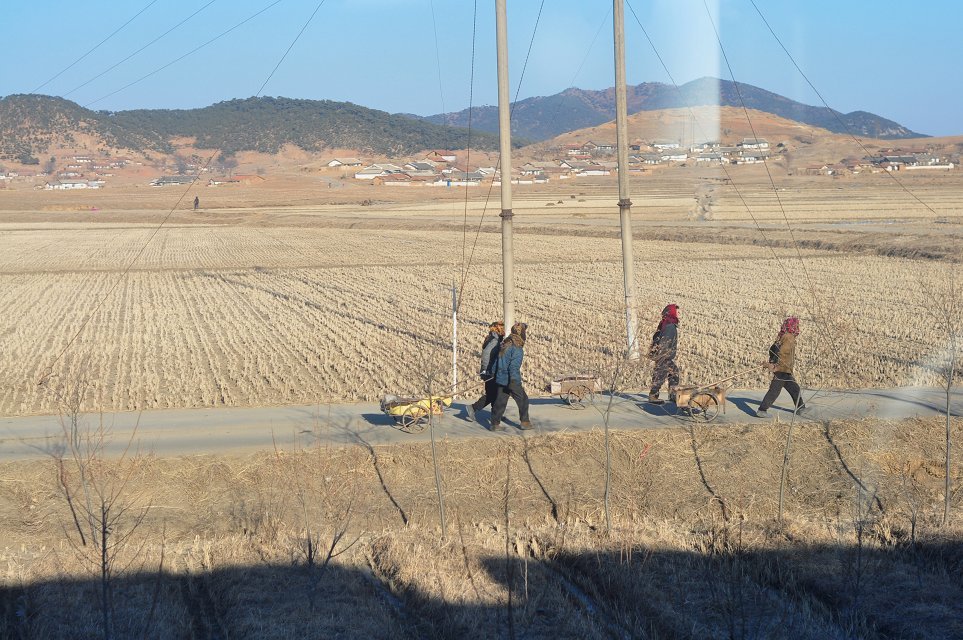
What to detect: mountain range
<box><xmin>422</xmin><ymin>77</ymin><xmax>923</xmax><ymax>142</ymax></box>
<box><xmin>0</xmin><ymin>77</ymin><xmax>924</xmax><ymax>164</ymax></box>
<box><xmin>0</xmin><ymin>95</ymin><xmax>500</xmax><ymax>164</ymax></box>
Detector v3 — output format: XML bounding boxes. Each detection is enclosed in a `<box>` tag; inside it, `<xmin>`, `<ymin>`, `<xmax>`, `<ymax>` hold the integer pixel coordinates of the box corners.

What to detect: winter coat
<box><xmin>768</xmin><ymin>333</ymin><xmax>796</xmax><ymax>374</ymax></box>
<box><xmin>495</xmin><ymin>343</ymin><xmax>523</xmax><ymax>386</ymax></box>
<box><xmin>649</xmin><ymin>322</ymin><xmax>678</xmax><ymax>362</ymax></box>
<box><xmin>479</xmin><ymin>331</ymin><xmax>501</xmax><ymax>379</ymax></box>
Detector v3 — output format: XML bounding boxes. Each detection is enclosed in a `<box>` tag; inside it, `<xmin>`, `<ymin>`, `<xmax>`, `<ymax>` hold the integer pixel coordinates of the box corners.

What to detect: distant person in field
<box><xmin>648</xmin><ymin>304</ymin><xmax>680</xmax><ymax>404</ymax></box>
<box><xmin>193</xmin><ymin>195</ymin><xmax>200</xmax><ymax>210</ymax></box>
<box><xmin>466</xmin><ymin>320</ymin><xmax>504</xmax><ymax>423</ymax></box>
<box><xmin>756</xmin><ymin>316</ymin><xmax>808</xmax><ymax>418</ymax></box>
<box><xmin>490</xmin><ymin>322</ymin><xmax>532</xmax><ymax>431</ymax></box>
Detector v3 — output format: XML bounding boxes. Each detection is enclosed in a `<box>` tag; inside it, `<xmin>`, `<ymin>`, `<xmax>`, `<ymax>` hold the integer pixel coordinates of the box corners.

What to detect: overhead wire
<box><xmin>456</xmin><ymin>0</ymin><xmax>546</xmax><ymax>315</ymax></box>
<box><xmin>63</xmin><ymin>0</ymin><xmax>219</xmax><ymax>100</ymax></box>
<box><xmin>699</xmin><ymin>1</ymin><xmax>821</xmax><ymax>314</ymax></box>
<box><xmin>455</xmin><ymin>0</ymin><xmax>478</xmax><ymax>297</ymax></box>
<box><xmin>748</xmin><ymin>0</ymin><xmax>943</xmax><ymax>219</ymax></box>
<box><xmin>38</xmin><ymin>0</ymin><xmax>325</xmax><ymax>385</ymax></box>
<box><xmin>428</xmin><ymin>0</ymin><xmax>467</xmax><ymax>309</ymax></box>
<box><xmin>30</xmin><ymin>0</ymin><xmax>159</xmax><ymax>94</ymax></box>
<box><xmin>624</xmin><ymin>0</ymin><xmax>800</xmax><ymax>291</ymax></box>
<box><xmin>624</xmin><ymin>0</ymin><xmax>840</xmax><ymax>414</ymax></box>
<box><xmin>700</xmin><ymin>0</ymin><xmax>848</xmax><ymax>411</ymax></box>
<box><xmin>83</xmin><ymin>0</ymin><xmax>284</xmax><ymax>108</ymax></box>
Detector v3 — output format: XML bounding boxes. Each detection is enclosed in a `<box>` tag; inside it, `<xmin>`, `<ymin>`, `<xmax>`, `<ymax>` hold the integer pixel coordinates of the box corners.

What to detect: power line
<box><xmin>83</xmin><ymin>0</ymin><xmax>284</xmax><ymax>109</ymax></box>
<box><xmin>64</xmin><ymin>0</ymin><xmax>218</xmax><ymax>100</ymax></box>
<box><xmin>747</xmin><ymin>0</ymin><xmax>941</xmax><ymax>218</ymax></box>
<box><xmin>624</xmin><ymin>0</ymin><xmax>799</xmax><ymax>291</ymax></box>
<box><xmin>255</xmin><ymin>0</ymin><xmax>326</xmax><ymax>98</ymax></box>
<box><xmin>700</xmin><ymin>1</ymin><xmax>818</xmax><ymax>304</ymax></box>
<box><xmin>456</xmin><ymin>0</ymin><xmax>546</xmax><ymax>315</ymax></box>
<box><xmin>454</xmin><ymin>0</ymin><xmax>477</xmax><ymax>298</ymax></box>
<box><xmin>39</xmin><ymin>0</ymin><xmax>324</xmax><ymax>384</ymax></box>
<box><xmin>31</xmin><ymin>0</ymin><xmax>159</xmax><ymax>94</ymax></box>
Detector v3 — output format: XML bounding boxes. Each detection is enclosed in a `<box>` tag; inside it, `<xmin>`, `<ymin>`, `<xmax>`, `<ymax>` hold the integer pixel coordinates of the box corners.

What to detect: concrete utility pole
<box><xmin>495</xmin><ymin>0</ymin><xmax>514</xmax><ymax>332</ymax></box>
<box><xmin>613</xmin><ymin>0</ymin><xmax>640</xmax><ymax>359</ymax></box>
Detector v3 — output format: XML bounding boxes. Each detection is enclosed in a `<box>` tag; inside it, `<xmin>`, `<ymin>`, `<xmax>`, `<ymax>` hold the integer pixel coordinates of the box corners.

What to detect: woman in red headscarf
<box><xmin>756</xmin><ymin>316</ymin><xmax>808</xmax><ymax>417</ymax></box>
<box><xmin>647</xmin><ymin>304</ymin><xmax>680</xmax><ymax>404</ymax></box>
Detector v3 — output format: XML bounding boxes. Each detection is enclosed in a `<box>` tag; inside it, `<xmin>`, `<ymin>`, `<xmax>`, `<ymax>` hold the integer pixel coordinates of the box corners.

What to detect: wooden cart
<box><xmin>672</xmin><ymin>384</ymin><xmax>727</xmax><ymax>422</ymax></box>
<box><xmin>380</xmin><ymin>394</ymin><xmax>452</xmax><ymax>433</ymax></box>
<box><xmin>550</xmin><ymin>373</ymin><xmax>602</xmax><ymax>410</ymax></box>
<box><xmin>672</xmin><ymin>366</ymin><xmax>764</xmax><ymax>422</ymax></box>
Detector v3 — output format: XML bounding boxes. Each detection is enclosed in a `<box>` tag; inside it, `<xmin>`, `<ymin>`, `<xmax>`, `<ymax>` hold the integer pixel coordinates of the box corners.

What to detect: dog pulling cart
<box><xmin>380</xmin><ymin>395</ymin><xmax>452</xmax><ymax>433</ymax></box>
<box><xmin>671</xmin><ymin>366</ymin><xmax>763</xmax><ymax>422</ymax></box>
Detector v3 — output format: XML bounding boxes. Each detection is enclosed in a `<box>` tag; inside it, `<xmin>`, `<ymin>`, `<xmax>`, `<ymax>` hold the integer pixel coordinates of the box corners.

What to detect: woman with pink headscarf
<box><xmin>756</xmin><ymin>316</ymin><xmax>808</xmax><ymax>418</ymax></box>
<box><xmin>647</xmin><ymin>304</ymin><xmax>680</xmax><ymax>404</ymax></box>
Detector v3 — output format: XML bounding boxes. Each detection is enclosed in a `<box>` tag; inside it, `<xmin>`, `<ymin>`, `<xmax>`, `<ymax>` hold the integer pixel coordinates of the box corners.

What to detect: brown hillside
<box><xmin>540</xmin><ymin>106</ymin><xmax>834</xmax><ymax>148</ymax></box>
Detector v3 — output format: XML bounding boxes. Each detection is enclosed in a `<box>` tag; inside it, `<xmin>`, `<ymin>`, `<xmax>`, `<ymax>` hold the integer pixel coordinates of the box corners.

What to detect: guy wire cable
<box><xmin>749</xmin><ymin>0</ymin><xmax>942</xmax><ymax>219</ymax></box>
<box><xmin>625</xmin><ymin>0</ymin><xmax>838</xmax><ymax>413</ymax></box>
<box><xmin>31</xmin><ymin>0</ymin><xmax>160</xmax><ymax>94</ymax></box>
<box><xmin>63</xmin><ymin>0</ymin><xmax>219</xmax><ymax>100</ymax></box>
<box><xmin>456</xmin><ymin>0</ymin><xmax>546</xmax><ymax>315</ymax></box>
<box><xmin>38</xmin><ymin>0</ymin><xmax>326</xmax><ymax>385</ymax></box>
<box><xmin>83</xmin><ymin>0</ymin><xmax>284</xmax><ymax>109</ymax></box>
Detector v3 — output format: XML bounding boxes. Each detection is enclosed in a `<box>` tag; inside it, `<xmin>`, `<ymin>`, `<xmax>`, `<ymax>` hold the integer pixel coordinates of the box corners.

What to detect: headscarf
<box><xmin>500</xmin><ymin>322</ymin><xmax>527</xmax><ymax>355</ymax></box>
<box><xmin>657</xmin><ymin>304</ymin><xmax>679</xmax><ymax>331</ymax></box>
<box><xmin>779</xmin><ymin>316</ymin><xmax>800</xmax><ymax>337</ymax></box>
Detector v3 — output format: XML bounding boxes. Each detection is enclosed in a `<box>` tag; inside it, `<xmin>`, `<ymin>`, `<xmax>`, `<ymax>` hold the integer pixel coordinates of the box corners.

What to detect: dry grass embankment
<box><xmin>0</xmin><ymin>416</ymin><xmax>960</xmax><ymax>638</ymax></box>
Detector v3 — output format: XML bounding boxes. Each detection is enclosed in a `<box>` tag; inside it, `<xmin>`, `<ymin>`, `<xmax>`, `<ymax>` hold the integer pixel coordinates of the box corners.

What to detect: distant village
<box><xmin>0</xmin><ymin>138</ymin><xmax>957</xmax><ymax>191</ymax></box>
<box><xmin>327</xmin><ymin>139</ymin><xmax>959</xmax><ymax>187</ymax></box>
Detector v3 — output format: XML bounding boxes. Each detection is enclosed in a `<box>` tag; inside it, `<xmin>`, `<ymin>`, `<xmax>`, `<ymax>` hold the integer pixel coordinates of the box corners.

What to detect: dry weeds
<box><xmin>0</xmin><ymin>417</ymin><xmax>960</xmax><ymax>638</ymax></box>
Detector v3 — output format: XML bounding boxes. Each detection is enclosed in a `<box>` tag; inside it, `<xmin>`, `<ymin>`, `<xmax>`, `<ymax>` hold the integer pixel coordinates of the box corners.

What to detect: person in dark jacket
<box><xmin>756</xmin><ymin>316</ymin><xmax>808</xmax><ymax>417</ymax></box>
<box><xmin>490</xmin><ymin>322</ymin><xmax>532</xmax><ymax>431</ymax></box>
<box><xmin>648</xmin><ymin>304</ymin><xmax>680</xmax><ymax>404</ymax></box>
<box><xmin>466</xmin><ymin>321</ymin><xmax>504</xmax><ymax>422</ymax></box>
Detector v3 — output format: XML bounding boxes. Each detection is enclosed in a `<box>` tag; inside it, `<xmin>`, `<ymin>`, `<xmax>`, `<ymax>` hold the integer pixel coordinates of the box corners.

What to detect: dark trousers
<box><xmin>491</xmin><ymin>380</ymin><xmax>530</xmax><ymax>425</ymax></box>
<box><xmin>472</xmin><ymin>378</ymin><xmax>499</xmax><ymax>411</ymax></box>
<box><xmin>758</xmin><ymin>371</ymin><xmax>804</xmax><ymax>411</ymax></box>
<box><xmin>651</xmin><ymin>358</ymin><xmax>679</xmax><ymax>394</ymax></box>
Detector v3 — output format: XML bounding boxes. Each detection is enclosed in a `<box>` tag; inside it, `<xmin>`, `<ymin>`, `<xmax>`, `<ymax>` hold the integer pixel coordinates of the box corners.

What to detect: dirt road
<box><xmin>1</xmin><ymin>386</ymin><xmax>959</xmax><ymax>461</ymax></box>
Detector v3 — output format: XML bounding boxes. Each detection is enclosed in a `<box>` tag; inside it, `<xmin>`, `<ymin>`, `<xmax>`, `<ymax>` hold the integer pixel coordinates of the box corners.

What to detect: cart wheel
<box><xmin>688</xmin><ymin>392</ymin><xmax>720</xmax><ymax>422</ymax></box>
<box><xmin>398</xmin><ymin>405</ymin><xmax>428</xmax><ymax>433</ymax></box>
<box><xmin>565</xmin><ymin>384</ymin><xmax>594</xmax><ymax>409</ymax></box>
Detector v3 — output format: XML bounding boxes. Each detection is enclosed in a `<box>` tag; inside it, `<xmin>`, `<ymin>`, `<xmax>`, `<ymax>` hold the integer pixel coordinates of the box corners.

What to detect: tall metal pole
<box><xmin>495</xmin><ymin>0</ymin><xmax>514</xmax><ymax>332</ymax></box>
<box><xmin>613</xmin><ymin>0</ymin><xmax>639</xmax><ymax>359</ymax></box>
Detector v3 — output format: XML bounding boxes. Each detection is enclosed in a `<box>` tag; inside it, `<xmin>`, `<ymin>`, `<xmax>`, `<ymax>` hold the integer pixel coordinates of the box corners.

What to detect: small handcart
<box><xmin>672</xmin><ymin>366</ymin><xmax>763</xmax><ymax>422</ymax></box>
<box><xmin>380</xmin><ymin>394</ymin><xmax>452</xmax><ymax>433</ymax></box>
<box><xmin>550</xmin><ymin>373</ymin><xmax>603</xmax><ymax>410</ymax></box>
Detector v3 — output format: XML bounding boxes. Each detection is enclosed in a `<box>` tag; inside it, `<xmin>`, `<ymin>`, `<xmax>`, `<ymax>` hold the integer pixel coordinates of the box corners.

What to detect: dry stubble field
<box><xmin>1</xmin><ymin>173</ymin><xmax>961</xmax><ymax>415</ymax></box>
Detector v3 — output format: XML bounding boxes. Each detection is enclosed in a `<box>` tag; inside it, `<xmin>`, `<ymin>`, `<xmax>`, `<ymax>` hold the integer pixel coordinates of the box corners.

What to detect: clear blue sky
<box><xmin>1</xmin><ymin>1</ymin><xmax>959</xmax><ymax>136</ymax></box>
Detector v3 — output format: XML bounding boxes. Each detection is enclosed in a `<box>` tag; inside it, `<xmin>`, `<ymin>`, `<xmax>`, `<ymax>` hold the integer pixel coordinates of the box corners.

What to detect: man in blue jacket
<box><xmin>467</xmin><ymin>320</ymin><xmax>504</xmax><ymax>422</ymax></box>
<box><xmin>490</xmin><ymin>322</ymin><xmax>533</xmax><ymax>431</ymax></box>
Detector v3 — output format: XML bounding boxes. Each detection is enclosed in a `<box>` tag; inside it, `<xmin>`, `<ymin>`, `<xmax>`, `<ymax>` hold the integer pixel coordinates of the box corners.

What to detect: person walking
<box><xmin>466</xmin><ymin>321</ymin><xmax>504</xmax><ymax>423</ymax></box>
<box><xmin>756</xmin><ymin>316</ymin><xmax>808</xmax><ymax>417</ymax></box>
<box><xmin>193</xmin><ymin>195</ymin><xmax>200</xmax><ymax>210</ymax></box>
<box><xmin>490</xmin><ymin>322</ymin><xmax>532</xmax><ymax>431</ymax></box>
<box><xmin>647</xmin><ymin>304</ymin><xmax>680</xmax><ymax>404</ymax></box>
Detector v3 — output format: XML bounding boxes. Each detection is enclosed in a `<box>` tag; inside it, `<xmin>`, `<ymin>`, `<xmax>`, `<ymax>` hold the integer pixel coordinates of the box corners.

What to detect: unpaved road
<box><xmin>1</xmin><ymin>387</ymin><xmax>959</xmax><ymax>461</ymax></box>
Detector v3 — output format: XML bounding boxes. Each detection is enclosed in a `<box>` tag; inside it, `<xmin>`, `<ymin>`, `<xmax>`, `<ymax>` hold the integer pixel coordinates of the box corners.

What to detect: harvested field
<box><xmin>0</xmin><ymin>418</ymin><xmax>960</xmax><ymax>638</ymax></box>
<box><xmin>0</xmin><ymin>221</ymin><xmax>953</xmax><ymax>416</ymax></box>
